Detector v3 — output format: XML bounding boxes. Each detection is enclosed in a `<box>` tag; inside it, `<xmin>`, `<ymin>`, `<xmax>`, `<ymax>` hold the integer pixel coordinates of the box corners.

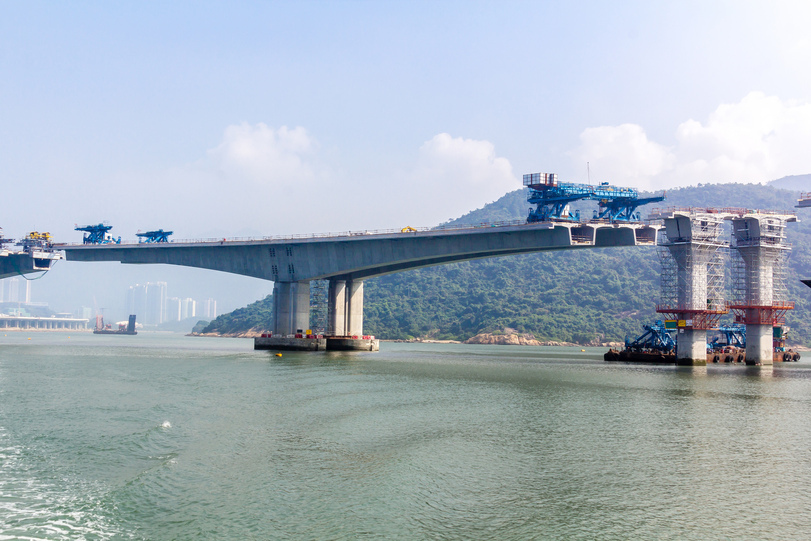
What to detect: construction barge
<box><xmin>605</xmin><ymin>321</ymin><xmax>800</xmax><ymax>364</ymax></box>
<box><xmin>94</xmin><ymin>315</ymin><xmax>137</xmax><ymax>335</ymax></box>
<box><xmin>604</xmin><ymin>321</ymin><xmax>676</xmax><ymax>364</ymax></box>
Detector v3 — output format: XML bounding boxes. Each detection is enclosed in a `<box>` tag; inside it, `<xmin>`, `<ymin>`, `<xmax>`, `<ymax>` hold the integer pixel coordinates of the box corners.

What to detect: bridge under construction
<box><xmin>54</xmin><ymin>176</ymin><xmax>807</xmax><ymax>358</ymax></box>
<box><xmin>61</xmin><ymin>172</ymin><xmax>670</xmax><ymax>350</ymax></box>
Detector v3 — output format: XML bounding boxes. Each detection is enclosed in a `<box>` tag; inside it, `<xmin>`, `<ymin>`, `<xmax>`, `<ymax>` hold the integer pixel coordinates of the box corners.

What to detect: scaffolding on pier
<box><xmin>309</xmin><ymin>279</ymin><xmax>328</xmax><ymax>334</ymax></box>
<box><xmin>655</xmin><ymin>210</ymin><xmax>729</xmax><ymax>330</ymax></box>
<box><xmin>728</xmin><ymin>212</ymin><xmax>796</xmax><ymax>326</ymax></box>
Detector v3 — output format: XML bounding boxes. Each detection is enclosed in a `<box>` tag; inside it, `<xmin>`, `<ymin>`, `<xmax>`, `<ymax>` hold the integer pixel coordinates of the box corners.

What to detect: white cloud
<box><xmin>572</xmin><ymin>92</ymin><xmax>811</xmax><ymax>190</ymax></box>
<box><xmin>207</xmin><ymin>123</ymin><xmax>317</xmax><ymax>187</ymax></box>
<box><xmin>97</xmin><ymin>123</ymin><xmax>332</xmax><ymax>239</ymax></box>
<box><xmin>76</xmin><ymin>128</ymin><xmax>519</xmax><ymax>239</ymax></box>
<box><xmin>117</xmin><ymin>128</ymin><xmax>521</xmax><ymax>237</ymax></box>
<box><xmin>401</xmin><ymin>133</ymin><xmax>519</xmax><ymax>222</ymax></box>
<box><xmin>571</xmin><ymin>124</ymin><xmax>673</xmax><ymax>188</ymax></box>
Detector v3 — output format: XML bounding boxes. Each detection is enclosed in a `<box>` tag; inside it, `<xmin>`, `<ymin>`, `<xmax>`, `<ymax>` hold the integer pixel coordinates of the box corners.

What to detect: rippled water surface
<box><xmin>2</xmin><ymin>333</ymin><xmax>811</xmax><ymax>539</ymax></box>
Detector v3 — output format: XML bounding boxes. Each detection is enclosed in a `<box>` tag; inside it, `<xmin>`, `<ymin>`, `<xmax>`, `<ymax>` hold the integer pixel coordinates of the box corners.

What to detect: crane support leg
<box><xmin>677</xmin><ymin>329</ymin><xmax>707</xmax><ymax>366</ymax></box>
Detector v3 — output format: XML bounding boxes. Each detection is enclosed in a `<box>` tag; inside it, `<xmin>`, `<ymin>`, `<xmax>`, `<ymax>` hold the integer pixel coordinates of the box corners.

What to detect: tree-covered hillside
<box><xmin>204</xmin><ymin>182</ymin><xmax>811</xmax><ymax>345</ymax></box>
<box><xmin>201</xmin><ymin>295</ymin><xmax>273</xmax><ymax>334</ymax></box>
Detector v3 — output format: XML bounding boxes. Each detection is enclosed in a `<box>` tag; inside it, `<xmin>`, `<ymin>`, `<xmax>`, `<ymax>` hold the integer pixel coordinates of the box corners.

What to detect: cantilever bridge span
<box><xmin>62</xmin><ymin>221</ymin><xmax>658</xmax><ymax>337</ymax></box>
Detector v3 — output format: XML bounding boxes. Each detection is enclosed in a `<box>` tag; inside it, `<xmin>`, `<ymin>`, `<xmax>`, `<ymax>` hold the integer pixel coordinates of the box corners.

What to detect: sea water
<box><xmin>1</xmin><ymin>333</ymin><xmax>810</xmax><ymax>540</ymax></box>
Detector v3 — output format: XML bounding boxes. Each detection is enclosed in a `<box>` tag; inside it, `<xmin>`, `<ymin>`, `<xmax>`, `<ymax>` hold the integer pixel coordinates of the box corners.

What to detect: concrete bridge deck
<box><xmin>0</xmin><ymin>250</ymin><xmax>62</xmax><ymax>280</ymax></box>
<box><xmin>61</xmin><ymin>220</ymin><xmax>658</xmax><ymax>338</ymax></box>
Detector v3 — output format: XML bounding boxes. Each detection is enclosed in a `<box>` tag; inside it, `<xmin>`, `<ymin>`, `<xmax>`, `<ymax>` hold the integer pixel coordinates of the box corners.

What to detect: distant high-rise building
<box><xmin>180</xmin><ymin>298</ymin><xmax>196</xmax><ymax>320</ymax></box>
<box><xmin>146</xmin><ymin>282</ymin><xmax>167</xmax><ymax>325</ymax></box>
<box><xmin>0</xmin><ymin>278</ymin><xmax>30</xmax><ymax>303</ymax></box>
<box><xmin>126</xmin><ymin>284</ymin><xmax>147</xmax><ymax>320</ymax></box>
<box><xmin>127</xmin><ymin>282</ymin><xmax>167</xmax><ymax>325</ymax></box>
<box><xmin>199</xmin><ymin>298</ymin><xmax>217</xmax><ymax>319</ymax></box>
<box><xmin>166</xmin><ymin>297</ymin><xmax>182</xmax><ymax>322</ymax></box>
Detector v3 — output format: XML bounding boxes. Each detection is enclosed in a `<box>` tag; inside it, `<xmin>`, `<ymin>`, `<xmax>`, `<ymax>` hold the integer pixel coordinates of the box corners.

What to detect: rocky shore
<box><xmin>464</xmin><ymin>329</ymin><xmax>622</xmax><ymax>348</ymax></box>
<box><xmin>188</xmin><ymin>329</ymin><xmax>265</xmax><ymax>338</ymax></box>
<box><xmin>189</xmin><ymin>328</ymin><xmax>625</xmax><ymax>347</ymax></box>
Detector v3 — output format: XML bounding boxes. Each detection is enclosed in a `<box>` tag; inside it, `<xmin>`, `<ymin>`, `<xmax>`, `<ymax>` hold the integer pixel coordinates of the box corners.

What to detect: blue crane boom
<box><xmin>524</xmin><ymin>173</ymin><xmax>665</xmax><ymax>223</ymax></box>
<box><xmin>136</xmin><ymin>229</ymin><xmax>173</xmax><ymax>243</ymax></box>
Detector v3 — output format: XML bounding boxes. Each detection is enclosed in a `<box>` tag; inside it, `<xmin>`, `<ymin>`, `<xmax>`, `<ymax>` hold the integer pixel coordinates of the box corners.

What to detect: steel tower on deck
<box><xmin>75</xmin><ymin>223</ymin><xmax>120</xmax><ymax>244</ymax></box>
<box><xmin>523</xmin><ymin>173</ymin><xmax>665</xmax><ymax>223</ymax></box>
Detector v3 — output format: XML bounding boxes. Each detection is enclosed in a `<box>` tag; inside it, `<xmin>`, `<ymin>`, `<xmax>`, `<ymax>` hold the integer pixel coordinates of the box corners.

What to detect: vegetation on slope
<box><xmin>201</xmin><ymin>295</ymin><xmax>273</xmax><ymax>334</ymax></box>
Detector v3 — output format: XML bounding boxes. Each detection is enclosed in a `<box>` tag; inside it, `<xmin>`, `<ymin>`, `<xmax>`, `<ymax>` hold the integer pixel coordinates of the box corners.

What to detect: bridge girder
<box><xmin>61</xmin><ymin>222</ymin><xmax>656</xmax><ymax>282</ymax></box>
<box><xmin>61</xmin><ymin>221</ymin><xmax>658</xmax><ymax>337</ymax></box>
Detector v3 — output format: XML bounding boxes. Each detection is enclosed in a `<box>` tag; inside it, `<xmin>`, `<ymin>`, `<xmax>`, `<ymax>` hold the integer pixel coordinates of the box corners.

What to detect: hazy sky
<box><xmin>3</xmin><ymin>1</ymin><xmax>811</xmax><ymax>317</ymax></box>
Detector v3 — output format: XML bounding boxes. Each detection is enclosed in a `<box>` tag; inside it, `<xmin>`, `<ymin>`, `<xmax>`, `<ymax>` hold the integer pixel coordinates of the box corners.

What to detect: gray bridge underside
<box><xmin>62</xmin><ymin>222</ymin><xmax>658</xmax><ymax>336</ymax></box>
<box><xmin>0</xmin><ymin>252</ymin><xmax>60</xmax><ymax>280</ymax></box>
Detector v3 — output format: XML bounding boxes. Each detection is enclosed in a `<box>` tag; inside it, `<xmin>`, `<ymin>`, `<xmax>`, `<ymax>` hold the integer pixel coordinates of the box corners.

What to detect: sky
<box><xmin>2</xmin><ymin>0</ymin><xmax>811</xmax><ymax>318</ymax></box>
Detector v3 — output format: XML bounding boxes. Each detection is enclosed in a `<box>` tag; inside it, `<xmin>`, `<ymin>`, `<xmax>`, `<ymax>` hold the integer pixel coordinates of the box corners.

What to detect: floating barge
<box><xmin>604</xmin><ymin>348</ymin><xmax>674</xmax><ymax>363</ymax></box>
<box><xmin>94</xmin><ymin>315</ymin><xmax>137</xmax><ymax>335</ymax></box>
<box><xmin>605</xmin><ymin>322</ymin><xmax>800</xmax><ymax>364</ymax></box>
<box><xmin>605</xmin><ymin>321</ymin><xmax>676</xmax><ymax>364</ymax></box>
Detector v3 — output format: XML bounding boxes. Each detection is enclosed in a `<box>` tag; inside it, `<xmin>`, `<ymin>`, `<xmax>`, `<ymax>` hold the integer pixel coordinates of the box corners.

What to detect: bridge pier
<box><xmin>273</xmin><ymin>281</ymin><xmax>310</xmax><ymax>335</ymax></box>
<box><xmin>729</xmin><ymin>214</ymin><xmax>795</xmax><ymax>365</ymax></box>
<box><xmin>677</xmin><ymin>330</ymin><xmax>707</xmax><ymax>366</ymax></box>
<box><xmin>657</xmin><ymin>211</ymin><xmax>727</xmax><ymax>365</ymax></box>
<box><xmin>746</xmin><ymin>323</ymin><xmax>774</xmax><ymax>365</ymax></box>
<box><xmin>328</xmin><ymin>279</ymin><xmax>364</xmax><ymax>336</ymax></box>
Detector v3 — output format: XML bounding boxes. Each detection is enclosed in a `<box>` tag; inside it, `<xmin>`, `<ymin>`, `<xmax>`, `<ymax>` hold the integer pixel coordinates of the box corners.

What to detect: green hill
<box><xmin>204</xmin><ymin>182</ymin><xmax>811</xmax><ymax>345</ymax></box>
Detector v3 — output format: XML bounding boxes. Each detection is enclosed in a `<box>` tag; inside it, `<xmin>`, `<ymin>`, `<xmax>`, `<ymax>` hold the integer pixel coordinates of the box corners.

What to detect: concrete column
<box><xmin>677</xmin><ymin>329</ymin><xmax>707</xmax><ymax>366</ymax></box>
<box><xmin>328</xmin><ymin>279</ymin><xmax>347</xmax><ymax>336</ymax></box>
<box><xmin>273</xmin><ymin>281</ymin><xmax>310</xmax><ymax>336</ymax></box>
<box><xmin>346</xmin><ymin>280</ymin><xmax>364</xmax><ymax>337</ymax></box>
<box><xmin>746</xmin><ymin>324</ymin><xmax>773</xmax><ymax>365</ymax></box>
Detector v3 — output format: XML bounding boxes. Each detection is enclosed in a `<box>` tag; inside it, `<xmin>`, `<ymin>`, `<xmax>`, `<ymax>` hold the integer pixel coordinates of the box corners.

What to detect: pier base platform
<box><xmin>254</xmin><ymin>336</ymin><xmax>379</xmax><ymax>352</ymax></box>
<box><xmin>326</xmin><ymin>337</ymin><xmax>380</xmax><ymax>351</ymax></box>
<box><xmin>254</xmin><ymin>336</ymin><xmax>327</xmax><ymax>351</ymax></box>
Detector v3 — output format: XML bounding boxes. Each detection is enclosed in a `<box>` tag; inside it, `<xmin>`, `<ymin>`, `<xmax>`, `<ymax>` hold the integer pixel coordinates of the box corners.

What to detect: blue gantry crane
<box><xmin>709</xmin><ymin>324</ymin><xmax>746</xmax><ymax>350</ymax></box>
<box><xmin>624</xmin><ymin>320</ymin><xmax>676</xmax><ymax>353</ymax></box>
<box><xmin>75</xmin><ymin>223</ymin><xmax>120</xmax><ymax>244</ymax></box>
<box><xmin>523</xmin><ymin>173</ymin><xmax>666</xmax><ymax>223</ymax></box>
<box><xmin>136</xmin><ymin>229</ymin><xmax>173</xmax><ymax>243</ymax></box>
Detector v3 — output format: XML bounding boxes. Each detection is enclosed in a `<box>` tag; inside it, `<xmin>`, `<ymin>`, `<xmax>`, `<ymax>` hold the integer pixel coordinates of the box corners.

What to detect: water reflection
<box><xmin>676</xmin><ymin>365</ymin><xmax>708</xmax><ymax>377</ymax></box>
<box><xmin>742</xmin><ymin>365</ymin><xmax>774</xmax><ymax>378</ymax></box>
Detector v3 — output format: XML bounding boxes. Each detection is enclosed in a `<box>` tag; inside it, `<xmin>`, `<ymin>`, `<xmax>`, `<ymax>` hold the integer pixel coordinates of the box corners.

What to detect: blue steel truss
<box><xmin>625</xmin><ymin>321</ymin><xmax>676</xmax><ymax>352</ymax></box>
<box><xmin>136</xmin><ymin>229</ymin><xmax>173</xmax><ymax>243</ymax></box>
<box><xmin>524</xmin><ymin>173</ymin><xmax>665</xmax><ymax>223</ymax></box>
<box><xmin>710</xmin><ymin>324</ymin><xmax>746</xmax><ymax>350</ymax></box>
<box><xmin>75</xmin><ymin>223</ymin><xmax>119</xmax><ymax>244</ymax></box>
